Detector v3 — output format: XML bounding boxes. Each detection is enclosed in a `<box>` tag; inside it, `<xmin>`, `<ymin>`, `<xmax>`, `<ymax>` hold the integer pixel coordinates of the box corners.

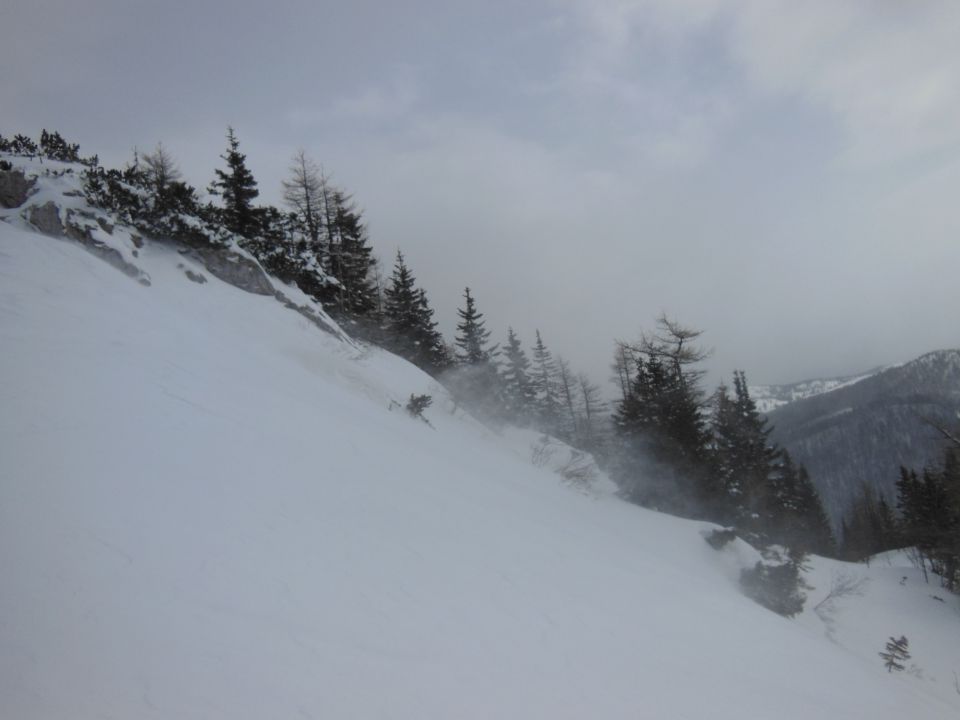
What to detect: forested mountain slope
<box><xmin>768</xmin><ymin>351</ymin><xmax>960</xmax><ymax>525</ymax></box>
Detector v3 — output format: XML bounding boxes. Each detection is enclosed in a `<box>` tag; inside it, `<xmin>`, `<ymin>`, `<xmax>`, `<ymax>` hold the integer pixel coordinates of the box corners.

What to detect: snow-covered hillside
<box><xmin>2</xmin><ymin>165</ymin><xmax>960</xmax><ymax>718</ymax></box>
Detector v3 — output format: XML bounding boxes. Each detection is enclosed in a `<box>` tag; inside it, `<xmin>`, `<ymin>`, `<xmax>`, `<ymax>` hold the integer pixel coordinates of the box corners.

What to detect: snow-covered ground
<box><xmin>2</xmin><ymin>168</ymin><xmax>959</xmax><ymax>718</ymax></box>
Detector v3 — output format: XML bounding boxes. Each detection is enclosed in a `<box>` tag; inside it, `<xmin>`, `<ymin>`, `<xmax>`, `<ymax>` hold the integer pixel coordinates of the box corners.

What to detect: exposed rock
<box><xmin>184</xmin><ymin>269</ymin><xmax>207</xmax><ymax>284</ymax></box>
<box><xmin>0</xmin><ymin>169</ymin><xmax>35</xmax><ymax>208</ymax></box>
<box><xmin>28</xmin><ymin>201</ymin><xmax>63</xmax><ymax>236</ymax></box>
<box><xmin>273</xmin><ymin>289</ymin><xmax>350</xmax><ymax>341</ymax></box>
<box><xmin>60</xmin><ymin>210</ymin><xmax>151</xmax><ymax>286</ymax></box>
<box><xmin>192</xmin><ymin>247</ymin><xmax>274</xmax><ymax>296</ymax></box>
<box><xmin>96</xmin><ymin>217</ymin><xmax>114</xmax><ymax>235</ymax></box>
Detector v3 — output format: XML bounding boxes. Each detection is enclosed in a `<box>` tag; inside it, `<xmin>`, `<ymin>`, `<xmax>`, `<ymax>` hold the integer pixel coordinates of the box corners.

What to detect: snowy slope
<box><xmin>2</xmin><ymin>187</ymin><xmax>960</xmax><ymax>718</ymax></box>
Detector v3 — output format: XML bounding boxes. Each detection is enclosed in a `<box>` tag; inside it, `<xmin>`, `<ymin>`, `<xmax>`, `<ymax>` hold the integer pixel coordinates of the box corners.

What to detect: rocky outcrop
<box><xmin>0</xmin><ymin>169</ymin><xmax>35</xmax><ymax>208</ymax></box>
<box><xmin>274</xmin><ymin>289</ymin><xmax>350</xmax><ymax>341</ymax></box>
<box><xmin>190</xmin><ymin>247</ymin><xmax>274</xmax><ymax>296</ymax></box>
<box><xmin>61</xmin><ymin>210</ymin><xmax>151</xmax><ymax>286</ymax></box>
<box><xmin>28</xmin><ymin>201</ymin><xmax>63</xmax><ymax>236</ymax></box>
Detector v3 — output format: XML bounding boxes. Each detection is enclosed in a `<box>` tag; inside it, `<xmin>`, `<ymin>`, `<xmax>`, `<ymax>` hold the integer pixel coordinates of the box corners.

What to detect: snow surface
<box><xmin>2</xmin><ymin>175</ymin><xmax>960</xmax><ymax>718</ymax></box>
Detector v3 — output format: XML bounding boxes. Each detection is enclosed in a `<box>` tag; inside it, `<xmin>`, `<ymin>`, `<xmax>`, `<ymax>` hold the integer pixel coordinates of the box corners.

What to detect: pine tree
<box><xmin>501</xmin><ymin>328</ymin><xmax>535</xmax><ymax>425</ymax></box>
<box><xmin>879</xmin><ymin>636</ymin><xmax>910</xmax><ymax>672</ymax></box>
<box><xmin>326</xmin><ymin>189</ymin><xmax>377</xmax><ymax>317</ymax></box>
<box><xmin>451</xmin><ymin>287</ymin><xmax>502</xmax><ymax>417</ymax></box>
<box><xmin>531</xmin><ymin>330</ymin><xmax>561</xmax><ymax>435</ymax></box>
<box><xmin>791</xmin><ymin>464</ymin><xmax>836</xmax><ymax>556</ymax></box>
<box><xmin>382</xmin><ymin>252</ymin><xmax>447</xmax><ymax>374</ymax></box>
<box><xmin>841</xmin><ymin>483</ymin><xmax>898</xmax><ymax>562</ymax></box>
<box><xmin>39</xmin><ymin>129</ymin><xmax>80</xmax><ymax>162</ymax></box>
<box><xmin>613</xmin><ymin>316</ymin><xmax>712</xmax><ymax>517</ymax></box>
<box><xmin>413</xmin><ymin>288</ymin><xmax>449</xmax><ymax>374</ymax></box>
<box><xmin>209</xmin><ymin>127</ymin><xmax>260</xmax><ymax>239</ymax></box>
<box><xmin>770</xmin><ymin>452</ymin><xmax>835</xmax><ymax>555</ymax></box>
<box><xmin>897</xmin><ymin>447</ymin><xmax>960</xmax><ymax>588</ymax></box>
<box><xmin>455</xmin><ymin>287</ymin><xmax>496</xmax><ymax>365</ymax></box>
<box><xmin>384</xmin><ymin>250</ymin><xmax>420</xmax><ymax>355</ymax></box>
<box><xmin>729</xmin><ymin>371</ymin><xmax>779</xmax><ymax>531</ymax></box>
<box><xmin>555</xmin><ymin>356</ymin><xmax>579</xmax><ymax>443</ymax></box>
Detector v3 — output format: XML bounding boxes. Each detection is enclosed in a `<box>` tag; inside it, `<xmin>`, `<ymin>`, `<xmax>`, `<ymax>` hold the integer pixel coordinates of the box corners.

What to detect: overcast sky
<box><xmin>4</xmin><ymin>0</ymin><xmax>960</xmax><ymax>390</ymax></box>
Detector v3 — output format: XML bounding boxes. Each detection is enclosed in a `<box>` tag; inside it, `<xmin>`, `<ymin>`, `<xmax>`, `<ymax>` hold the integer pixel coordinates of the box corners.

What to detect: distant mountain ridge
<box><xmin>764</xmin><ymin>349</ymin><xmax>960</xmax><ymax>527</ymax></box>
<box><xmin>749</xmin><ymin>368</ymin><xmax>886</xmax><ymax>414</ymax></box>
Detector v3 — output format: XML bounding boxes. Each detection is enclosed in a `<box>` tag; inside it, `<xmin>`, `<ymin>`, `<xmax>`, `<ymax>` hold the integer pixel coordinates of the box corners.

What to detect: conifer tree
<box><xmin>556</xmin><ymin>356</ymin><xmax>579</xmax><ymax>443</ymax></box>
<box><xmin>451</xmin><ymin>287</ymin><xmax>502</xmax><ymax>417</ymax></box>
<box><xmin>501</xmin><ymin>327</ymin><xmax>535</xmax><ymax>425</ymax></box>
<box><xmin>209</xmin><ymin>127</ymin><xmax>260</xmax><ymax>239</ymax></box>
<box><xmin>896</xmin><ymin>447</ymin><xmax>960</xmax><ymax>587</ymax></box>
<box><xmin>455</xmin><ymin>287</ymin><xmax>496</xmax><ymax>365</ymax></box>
<box><xmin>613</xmin><ymin>316</ymin><xmax>712</xmax><ymax>517</ymax></box>
<box><xmin>413</xmin><ymin>288</ymin><xmax>449</xmax><ymax>374</ymax></box>
<box><xmin>770</xmin><ymin>451</ymin><xmax>835</xmax><ymax>555</ymax></box>
<box><xmin>841</xmin><ymin>483</ymin><xmax>899</xmax><ymax>562</ymax></box>
<box><xmin>382</xmin><ymin>252</ymin><xmax>447</xmax><ymax>374</ymax></box>
<box><xmin>791</xmin><ymin>464</ymin><xmax>836</xmax><ymax>556</ymax></box>
<box><xmin>879</xmin><ymin>636</ymin><xmax>910</xmax><ymax>672</ymax></box>
<box><xmin>384</xmin><ymin>250</ymin><xmax>420</xmax><ymax>357</ymax></box>
<box><xmin>326</xmin><ymin>189</ymin><xmax>377</xmax><ymax>317</ymax></box>
<box><xmin>531</xmin><ymin>330</ymin><xmax>561</xmax><ymax>435</ymax></box>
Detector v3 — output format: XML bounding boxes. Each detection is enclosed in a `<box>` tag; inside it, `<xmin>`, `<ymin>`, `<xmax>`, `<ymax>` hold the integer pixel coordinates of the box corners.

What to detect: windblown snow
<box><xmin>1</xmin><ymin>163</ymin><xmax>959</xmax><ymax>719</ymax></box>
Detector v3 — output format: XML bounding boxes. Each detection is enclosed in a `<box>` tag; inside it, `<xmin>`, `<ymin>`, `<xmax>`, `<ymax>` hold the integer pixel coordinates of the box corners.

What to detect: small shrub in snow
<box><xmin>704</xmin><ymin>528</ymin><xmax>737</xmax><ymax>550</ymax></box>
<box><xmin>10</xmin><ymin>134</ymin><xmax>38</xmax><ymax>157</ymax></box>
<box><xmin>556</xmin><ymin>450</ymin><xmax>596</xmax><ymax>489</ymax></box>
<box><xmin>879</xmin><ymin>635</ymin><xmax>910</xmax><ymax>672</ymax></box>
<box><xmin>406</xmin><ymin>394</ymin><xmax>433</xmax><ymax>426</ymax></box>
<box><xmin>39</xmin><ymin>129</ymin><xmax>81</xmax><ymax>163</ymax></box>
<box><xmin>740</xmin><ymin>556</ymin><xmax>807</xmax><ymax>617</ymax></box>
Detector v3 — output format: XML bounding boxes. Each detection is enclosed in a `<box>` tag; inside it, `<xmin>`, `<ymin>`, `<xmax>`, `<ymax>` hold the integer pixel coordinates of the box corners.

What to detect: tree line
<box><xmin>840</xmin><ymin>437</ymin><xmax>960</xmax><ymax>590</ymax></box>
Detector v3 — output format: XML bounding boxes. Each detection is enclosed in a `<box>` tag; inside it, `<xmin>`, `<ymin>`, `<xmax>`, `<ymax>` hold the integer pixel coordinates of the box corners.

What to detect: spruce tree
<box><xmin>451</xmin><ymin>287</ymin><xmax>502</xmax><ymax>417</ymax></box>
<box><xmin>879</xmin><ymin>636</ymin><xmax>910</xmax><ymax>672</ymax></box>
<box><xmin>613</xmin><ymin>316</ymin><xmax>712</xmax><ymax>517</ymax></box>
<box><xmin>555</xmin><ymin>356</ymin><xmax>579</xmax><ymax>444</ymax></box>
<box><xmin>383</xmin><ymin>252</ymin><xmax>447</xmax><ymax>374</ymax></box>
<box><xmin>455</xmin><ymin>287</ymin><xmax>496</xmax><ymax>365</ymax></box>
<box><xmin>209</xmin><ymin>127</ymin><xmax>260</xmax><ymax>239</ymax></box>
<box><xmin>769</xmin><ymin>451</ymin><xmax>835</xmax><ymax>555</ymax></box>
<box><xmin>413</xmin><ymin>288</ymin><xmax>449</xmax><ymax>374</ymax></box>
<box><xmin>326</xmin><ymin>189</ymin><xmax>377</xmax><ymax>318</ymax></box>
<box><xmin>897</xmin><ymin>447</ymin><xmax>960</xmax><ymax>588</ymax></box>
<box><xmin>531</xmin><ymin>330</ymin><xmax>561</xmax><ymax>435</ymax></box>
<box><xmin>501</xmin><ymin>327</ymin><xmax>535</xmax><ymax>425</ymax></box>
<box><xmin>384</xmin><ymin>250</ymin><xmax>420</xmax><ymax>356</ymax></box>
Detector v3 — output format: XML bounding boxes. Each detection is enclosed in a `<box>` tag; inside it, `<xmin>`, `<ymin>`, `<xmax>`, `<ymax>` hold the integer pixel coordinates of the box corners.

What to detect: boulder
<box><xmin>0</xmin><ymin>169</ymin><xmax>35</xmax><ymax>208</ymax></box>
